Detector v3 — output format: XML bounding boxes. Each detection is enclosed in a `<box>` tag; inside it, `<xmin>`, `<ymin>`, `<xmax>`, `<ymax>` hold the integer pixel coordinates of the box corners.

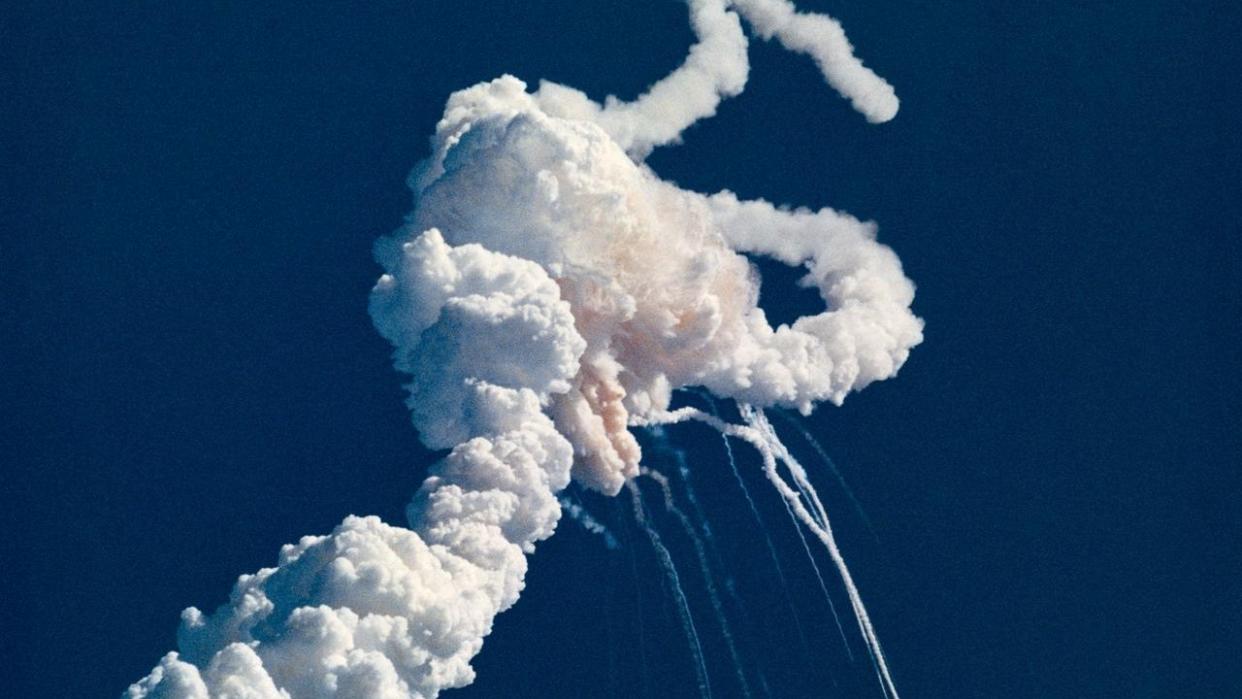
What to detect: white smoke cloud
<box><xmin>127</xmin><ymin>2</ymin><xmax>918</xmax><ymax>697</ymax></box>
<box><xmin>129</xmin><ymin>388</ymin><xmax>575</xmax><ymax>699</ymax></box>
<box><xmin>389</xmin><ymin>74</ymin><xmax>920</xmax><ymax>494</ymax></box>
<box><xmin>370</xmin><ymin>229</ymin><xmax>586</xmax><ymax>449</ymax></box>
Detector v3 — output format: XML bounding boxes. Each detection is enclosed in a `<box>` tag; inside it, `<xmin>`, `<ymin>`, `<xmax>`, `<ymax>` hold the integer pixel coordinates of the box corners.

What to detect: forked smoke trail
<box><xmin>536</xmin><ymin>0</ymin><xmax>898</xmax><ymax>157</ymax></box>
<box><xmin>755</xmin><ymin>412</ymin><xmax>838</xmax><ymax>548</ymax></box>
<box><xmin>635</xmin><ymin>406</ymin><xmax>902</xmax><ymax>699</ymax></box>
<box><xmin>745</xmin><ymin>408</ymin><xmax>899</xmax><ymax>699</ymax></box>
<box><xmin>128</xmin><ymin>0</ymin><xmax>919</xmax><ymax>696</ymax></box>
<box><xmin>699</xmin><ymin>394</ymin><xmax>822</xmax><ymax>686</ymax></box>
<box><xmin>627</xmin><ymin>481</ymin><xmax>713</xmax><ymax>699</ymax></box>
<box><xmin>787</xmin><ymin>455</ymin><xmax>829</xmax><ymax>530</ymax></box>
<box><xmin>750</xmin><ymin>406</ymin><xmax>880</xmax><ymax>675</ymax></box>
<box><xmin>641</xmin><ymin>467</ymin><xmax>753</xmax><ymax>698</ymax></box>
<box><xmin>777</xmin><ymin>482</ymin><xmax>856</xmax><ymax>661</ymax></box>
<box><xmin>772</xmin><ymin>408</ymin><xmax>878</xmax><ymax>540</ymax></box>
<box><xmin>701</xmin><ymin>395</ymin><xmax>810</xmax><ymax>644</ymax></box>
<box><xmin>694</xmin><ymin>394</ymin><xmax>851</xmax><ymax>662</ymax></box>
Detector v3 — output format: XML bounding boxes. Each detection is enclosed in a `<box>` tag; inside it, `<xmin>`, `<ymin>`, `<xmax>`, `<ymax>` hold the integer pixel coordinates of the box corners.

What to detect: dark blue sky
<box><xmin>6</xmin><ymin>1</ymin><xmax>1239</xmax><ymax>697</ymax></box>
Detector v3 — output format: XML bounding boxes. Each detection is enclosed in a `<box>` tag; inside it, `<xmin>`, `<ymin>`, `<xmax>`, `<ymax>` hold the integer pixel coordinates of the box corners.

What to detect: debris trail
<box><xmin>623</xmin><ymin>496</ymin><xmax>654</xmax><ymax>699</ymax></box>
<box><xmin>627</xmin><ymin>481</ymin><xmax>713</xmax><ymax>699</ymax></box>
<box><xmin>776</xmin><ymin>483</ymin><xmax>855</xmax><ymax>661</ymax></box>
<box><xmin>697</xmin><ymin>393</ymin><xmax>849</xmax><ymax>657</ymax></box>
<box><xmin>772</xmin><ymin>408</ymin><xmax>878</xmax><ymax>541</ymax></box>
<box><xmin>749</xmin><ymin>409</ymin><xmax>832</xmax><ymax>531</ymax></box>
<box><xmin>744</xmin><ymin>406</ymin><xmax>897</xmax><ymax>699</ymax></box>
<box><xmin>698</xmin><ymin>392</ymin><xmax>815</xmax><ymax>662</ymax></box>
<box><xmin>642</xmin><ymin>467</ymin><xmax>753</xmax><ymax>698</ymax></box>
<box><xmin>649</xmin><ymin>427</ymin><xmax>752</xmax><ymax>619</ymax></box>
<box><xmin>649</xmin><ymin>428</ymin><xmax>729</xmax><ymax>579</ymax></box>
<box><xmin>634</xmin><ymin>406</ymin><xmax>902</xmax><ymax>699</ymax></box>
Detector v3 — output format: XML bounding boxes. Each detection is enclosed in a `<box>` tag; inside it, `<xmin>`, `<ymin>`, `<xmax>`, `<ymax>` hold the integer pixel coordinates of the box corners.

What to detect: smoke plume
<box><xmin>127</xmin><ymin>1</ymin><xmax>919</xmax><ymax>697</ymax></box>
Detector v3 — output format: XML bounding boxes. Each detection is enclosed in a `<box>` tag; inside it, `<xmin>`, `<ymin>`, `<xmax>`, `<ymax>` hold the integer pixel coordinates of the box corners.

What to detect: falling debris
<box><xmin>634</xmin><ymin>405</ymin><xmax>903</xmax><ymax>699</ymax></box>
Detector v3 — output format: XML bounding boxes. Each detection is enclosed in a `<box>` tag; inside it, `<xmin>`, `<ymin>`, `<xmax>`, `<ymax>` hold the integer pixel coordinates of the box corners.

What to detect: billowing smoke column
<box><xmin>126</xmin><ymin>1</ymin><xmax>921</xmax><ymax>697</ymax></box>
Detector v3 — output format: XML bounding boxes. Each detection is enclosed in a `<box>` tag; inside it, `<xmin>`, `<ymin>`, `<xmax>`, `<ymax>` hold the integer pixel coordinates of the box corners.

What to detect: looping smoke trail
<box><xmin>127</xmin><ymin>0</ymin><xmax>919</xmax><ymax>696</ymax></box>
<box><xmin>627</xmin><ymin>480</ymin><xmax>713</xmax><ymax>699</ymax></box>
<box><xmin>634</xmin><ymin>406</ymin><xmax>901</xmax><ymax>699</ymax></box>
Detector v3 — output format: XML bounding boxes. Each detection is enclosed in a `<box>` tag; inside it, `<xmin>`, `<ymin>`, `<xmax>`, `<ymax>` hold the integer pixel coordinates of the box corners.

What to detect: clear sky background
<box><xmin>5</xmin><ymin>1</ymin><xmax>1240</xmax><ymax>697</ymax></box>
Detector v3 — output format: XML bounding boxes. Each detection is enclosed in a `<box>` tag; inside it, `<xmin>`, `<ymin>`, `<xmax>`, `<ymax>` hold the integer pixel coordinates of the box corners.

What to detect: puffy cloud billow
<box><xmin>127</xmin><ymin>1</ymin><xmax>920</xmax><ymax>697</ymax></box>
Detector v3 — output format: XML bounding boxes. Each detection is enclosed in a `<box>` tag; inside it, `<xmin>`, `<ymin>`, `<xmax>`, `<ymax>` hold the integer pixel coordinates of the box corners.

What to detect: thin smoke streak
<box><xmin>696</xmin><ymin>392</ymin><xmax>853</xmax><ymax>662</ymax></box>
<box><xmin>559</xmin><ymin>493</ymin><xmax>621</xmax><ymax>549</ymax></box>
<box><xmin>777</xmin><ymin>482</ymin><xmax>856</xmax><ymax>662</ymax></box>
<box><xmin>628</xmin><ymin>481</ymin><xmax>713</xmax><ymax>699</ymax></box>
<box><xmin>649</xmin><ymin>426</ymin><xmax>747</xmax><ymax>614</ymax></box>
<box><xmin>772</xmin><ymin>408</ymin><xmax>879</xmax><ymax>542</ymax></box>
<box><xmin>745</xmin><ymin>408</ymin><xmax>901</xmax><ymax>699</ymax></box>
<box><xmin>744</xmin><ymin>406</ymin><xmax>898</xmax><ymax>699</ymax></box>
<box><xmin>633</xmin><ymin>405</ymin><xmax>903</xmax><ymax>699</ymax></box>
<box><xmin>622</xmin><ymin>495</ymin><xmax>653</xmax><ymax>699</ymax></box>
<box><xmin>699</xmin><ymin>391</ymin><xmax>814</xmax><ymax>661</ymax></box>
<box><xmin>641</xmin><ymin>466</ymin><xmax>754</xmax><ymax>698</ymax></box>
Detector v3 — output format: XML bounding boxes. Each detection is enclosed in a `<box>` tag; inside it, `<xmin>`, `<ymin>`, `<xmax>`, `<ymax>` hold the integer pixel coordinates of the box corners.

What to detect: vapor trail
<box><xmin>776</xmin><ymin>483</ymin><xmax>855</xmax><ymax>661</ymax></box>
<box><xmin>641</xmin><ymin>467</ymin><xmax>754</xmax><ymax>698</ymax></box>
<box><xmin>634</xmin><ymin>406</ymin><xmax>902</xmax><ymax>699</ymax></box>
<box><xmin>699</xmin><ymin>395</ymin><xmax>813</xmax><ymax>654</ymax></box>
<box><xmin>698</xmin><ymin>393</ymin><xmax>849</xmax><ymax>658</ymax></box>
<box><xmin>627</xmin><ymin>481</ymin><xmax>713</xmax><ymax>699</ymax></box>
<box><xmin>772</xmin><ymin>408</ymin><xmax>878</xmax><ymax>541</ymax></box>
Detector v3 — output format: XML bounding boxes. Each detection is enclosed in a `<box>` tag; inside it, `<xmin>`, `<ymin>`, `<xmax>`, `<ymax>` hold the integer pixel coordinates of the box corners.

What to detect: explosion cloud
<box><xmin>127</xmin><ymin>1</ymin><xmax>921</xmax><ymax>697</ymax></box>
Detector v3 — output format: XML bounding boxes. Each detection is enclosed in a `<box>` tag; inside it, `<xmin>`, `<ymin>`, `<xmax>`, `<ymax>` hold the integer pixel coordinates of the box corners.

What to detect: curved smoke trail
<box><xmin>126</xmin><ymin>1</ymin><xmax>920</xmax><ymax>697</ymax></box>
